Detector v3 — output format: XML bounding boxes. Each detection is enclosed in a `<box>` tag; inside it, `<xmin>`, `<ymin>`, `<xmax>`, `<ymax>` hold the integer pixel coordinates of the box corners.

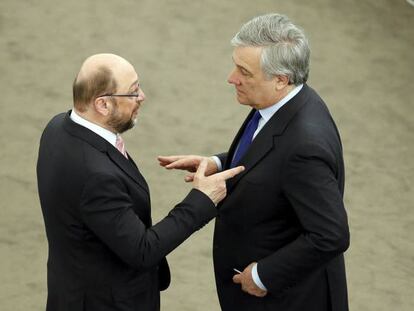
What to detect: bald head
<box><xmin>73</xmin><ymin>53</ymin><xmax>136</xmax><ymax>112</ymax></box>
<box><xmin>77</xmin><ymin>54</ymin><xmax>134</xmax><ymax>82</ymax></box>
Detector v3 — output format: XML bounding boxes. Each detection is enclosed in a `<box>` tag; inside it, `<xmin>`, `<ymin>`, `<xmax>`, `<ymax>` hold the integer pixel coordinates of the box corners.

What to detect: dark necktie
<box><xmin>230</xmin><ymin>110</ymin><xmax>261</xmax><ymax>168</ymax></box>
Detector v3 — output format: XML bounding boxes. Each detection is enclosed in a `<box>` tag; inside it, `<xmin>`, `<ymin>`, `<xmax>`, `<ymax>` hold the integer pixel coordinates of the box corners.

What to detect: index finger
<box><xmin>158</xmin><ymin>155</ymin><xmax>185</xmax><ymax>164</ymax></box>
<box><xmin>215</xmin><ymin>165</ymin><xmax>245</xmax><ymax>181</ymax></box>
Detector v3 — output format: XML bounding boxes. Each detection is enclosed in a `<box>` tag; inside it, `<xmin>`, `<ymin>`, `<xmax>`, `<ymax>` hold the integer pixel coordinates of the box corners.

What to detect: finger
<box><xmin>215</xmin><ymin>165</ymin><xmax>245</xmax><ymax>180</ymax></box>
<box><xmin>195</xmin><ymin>159</ymin><xmax>208</xmax><ymax>178</ymax></box>
<box><xmin>232</xmin><ymin>274</ymin><xmax>241</xmax><ymax>284</ymax></box>
<box><xmin>157</xmin><ymin>155</ymin><xmax>174</xmax><ymax>164</ymax></box>
<box><xmin>157</xmin><ymin>155</ymin><xmax>185</xmax><ymax>165</ymax></box>
<box><xmin>184</xmin><ymin>173</ymin><xmax>195</xmax><ymax>182</ymax></box>
<box><xmin>158</xmin><ymin>155</ymin><xmax>184</xmax><ymax>160</ymax></box>
<box><xmin>165</xmin><ymin>159</ymin><xmax>195</xmax><ymax>172</ymax></box>
<box><xmin>253</xmin><ymin>290</ymin><xmax>267</xmax><ymax>298</ymax></box>
<box><xmin>165</xmin><ymin>158</ymin><xmax>191</xmax><ymax>170</ymax></box>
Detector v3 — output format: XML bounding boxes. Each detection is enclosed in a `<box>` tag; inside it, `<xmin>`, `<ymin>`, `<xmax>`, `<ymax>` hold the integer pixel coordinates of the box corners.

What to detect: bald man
<box><xmin>36</xmin><ymin>54</ymin><xmax>243</xmax><ymax>311</ymax></box>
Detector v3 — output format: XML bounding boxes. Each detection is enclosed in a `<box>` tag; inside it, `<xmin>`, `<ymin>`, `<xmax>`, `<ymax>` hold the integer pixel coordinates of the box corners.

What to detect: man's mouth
<box><xmin>134</xmin><ymin>103</ymin><xmax>141</xmax><ymax>113</ymax></box>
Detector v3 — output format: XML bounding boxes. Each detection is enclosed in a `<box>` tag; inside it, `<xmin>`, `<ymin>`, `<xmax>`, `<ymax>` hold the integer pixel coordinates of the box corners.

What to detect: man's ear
<box><xmin>275</xmin><ymin>75</ymin><xmax>290</xmax><ymax>91</ymax></box>
<box><xmin>94</xmin><ymin>97</ymin><xmax>110</xmax><ymax>117</ymax></box>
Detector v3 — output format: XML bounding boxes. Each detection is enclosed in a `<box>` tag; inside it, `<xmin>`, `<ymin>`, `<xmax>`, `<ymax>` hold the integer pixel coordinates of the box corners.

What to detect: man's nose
<box><xmin>227</xmin><ymin>69</ymin><xmax>240</xmax><ymax>85</ymax></box>
<box><xmin>138</xmin><ymin>89</ymin><xmax>145</xmax><ymax>101</ymax></box>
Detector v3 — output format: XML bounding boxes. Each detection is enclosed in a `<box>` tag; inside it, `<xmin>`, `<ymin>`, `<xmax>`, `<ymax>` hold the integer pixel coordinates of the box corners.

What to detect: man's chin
<box><xmin>236</xmin><ymin>99</ymin><xmax>250</xmax><ymax>106</ymax></box>
<box><xmin>115</xmin><ymin>120</ymin><xmax>137</xmax><ymax>134</ymax></box>
<box><xmin>236</xmin><ymin>94</ymin><xmax>248</xmax><ymax>105</ymax></box>
<box><xmin>125</xmin><ymin>120</ymin><xmax>137</xmax><ymax>131</ymax></box>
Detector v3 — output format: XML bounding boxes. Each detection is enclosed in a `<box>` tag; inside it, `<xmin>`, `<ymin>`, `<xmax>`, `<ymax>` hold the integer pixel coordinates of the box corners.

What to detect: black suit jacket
<box><xmin>37</xmin><ymin>112</ymin><xmax>216</xmax><ymax>311</ymax></box>
<box><xmin>213</xmin><ymin>84</ymin><xmax>349</xmax><ymax>311</ymax></box>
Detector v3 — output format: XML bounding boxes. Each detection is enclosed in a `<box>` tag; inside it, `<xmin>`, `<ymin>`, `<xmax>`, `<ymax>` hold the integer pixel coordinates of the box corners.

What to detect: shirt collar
<box><xmin>258</xmin><ymin>84</ymin><xmax>303</xmax><ymax>121</ymax></box>
<box><xmin>70</xmin><ymin>110</ymin><xmax>117</xmax><ymax>147</ymax></box>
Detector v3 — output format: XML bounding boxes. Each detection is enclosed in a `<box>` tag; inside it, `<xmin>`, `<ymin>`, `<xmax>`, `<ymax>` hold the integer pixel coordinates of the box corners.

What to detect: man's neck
<box><xmin>70</xmin><ymin>109</ymin><xmax>118</xmax><ymax>147</ymax></box>
<box><xmin>259</xmin><ymin>84</ymin><xmax>296</xmax><ymax>109</ymax></box>
<box><xmin>73</xmin><ymin>108</ymin><xmax>115</xmax><ymax>134</ymax></box>
<box><xmin>275</xmin><ymin>84</ymin><xmax>296</xmax><ymax>103</ymax></box>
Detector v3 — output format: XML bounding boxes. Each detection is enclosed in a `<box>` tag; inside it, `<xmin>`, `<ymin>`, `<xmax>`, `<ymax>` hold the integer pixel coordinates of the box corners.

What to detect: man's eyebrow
<box><xmin>231</xmin><ymin>56</ymin><xmax>252</xmax><ymax>75</ymax></box>
<box><xmin>236</xmin><ymin>64</ymin><xmax>252</xmax><ymax>75</ymax></box>
<box><xmin>129</xmin><ymin>80</ymin><xmax>139</xmax><ymax>90</ymax></box>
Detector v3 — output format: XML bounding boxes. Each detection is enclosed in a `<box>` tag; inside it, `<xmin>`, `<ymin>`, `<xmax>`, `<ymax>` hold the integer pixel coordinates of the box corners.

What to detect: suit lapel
<box><xmin>226</xmin><ymin>133</ymin><xmax>273</xmax><ymax>192</ymax></box>
<box><xmin>107</xmin><ymin>148</ymin><xmax>150</xmax><ymax>195</ymax></box>
<box><xmin>63</xmin><ymin>111</ymin><xmax>150</xmax><ymax>195</ymax></box>
<box><xmin>225</xmin><ymin>85</ymin><xmax>310</xmax><ymax>192</ymax></box>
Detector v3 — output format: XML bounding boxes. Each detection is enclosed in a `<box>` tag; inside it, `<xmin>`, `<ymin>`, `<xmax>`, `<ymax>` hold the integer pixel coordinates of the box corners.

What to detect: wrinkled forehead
<box><xmin>232</xmin><ymin>46</ymin><xmax>263</xmax><ymax>73</ymax></box>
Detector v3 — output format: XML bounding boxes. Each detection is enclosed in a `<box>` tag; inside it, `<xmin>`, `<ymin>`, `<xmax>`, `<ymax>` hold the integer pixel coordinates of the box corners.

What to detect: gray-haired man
<box><xmin>159</xmin><ymin>13</ymin><xmax>349</xmax><ymax>311</ymax></box>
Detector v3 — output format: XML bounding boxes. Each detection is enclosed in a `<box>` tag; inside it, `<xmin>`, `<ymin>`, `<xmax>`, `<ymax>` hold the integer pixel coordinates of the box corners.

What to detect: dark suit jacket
<box><xmin>37</xmin><ymin>112</ymin><xmax>216</xmax><ymax>311</ymax></box>
<box><xmin>213</xmin><ymin>84</ymin><xmax>349</xmax><ymax>311</ymax></box>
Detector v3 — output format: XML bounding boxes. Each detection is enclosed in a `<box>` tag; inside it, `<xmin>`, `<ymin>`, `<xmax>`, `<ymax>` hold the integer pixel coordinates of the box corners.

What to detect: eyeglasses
<box><xmin>99</xmin><ymin>93</ymin><xmax>140</xmax><ymax>99</ymax></box>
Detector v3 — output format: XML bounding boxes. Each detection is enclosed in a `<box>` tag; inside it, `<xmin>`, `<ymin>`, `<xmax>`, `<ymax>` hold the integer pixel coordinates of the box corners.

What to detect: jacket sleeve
<box><xmin>79</xmin><ymin>173</ymin><xmax>217</xmax><ymax>270</ymax></box>
<box><xmin>257</xmin><ymin>142</ymin><xmax>349</xmax><ymax>294</ymax></box>
<box><xmin>215</xmin><ymin>152</ymin><xmax>228</xmax><ymax>169</ymax></box>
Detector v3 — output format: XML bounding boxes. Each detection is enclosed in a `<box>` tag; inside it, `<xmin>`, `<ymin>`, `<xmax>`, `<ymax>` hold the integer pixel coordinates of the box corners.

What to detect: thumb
<box><xmin>232</xmin><ymin>274</ymin><xmax>242</xmax><ymax>284</ymax></box>
<box><xmin>195</xmin><ymin>158</ymin><xmax>208</xmax><ymax>179</ymax></box>
<box><xmin>184</xmin><ymin>173</ymin><xmax>195</xmax><ymax>182</ymax></box>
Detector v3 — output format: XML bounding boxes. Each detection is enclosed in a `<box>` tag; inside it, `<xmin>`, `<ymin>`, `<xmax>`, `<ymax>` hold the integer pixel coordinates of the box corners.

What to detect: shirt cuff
<box><xmin>252</xmin><ymin>263</ymin><xmax>267</xmax><ymax>291</ymax></box>
<box><xmin>211</xmin><ymin>156</ymin><xmax>222</xmax><ymax>172</ymax></box>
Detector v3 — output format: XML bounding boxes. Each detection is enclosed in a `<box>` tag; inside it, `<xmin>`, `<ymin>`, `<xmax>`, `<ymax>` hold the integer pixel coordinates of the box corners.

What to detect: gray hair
<box><xmin>231</xmin><ymin>13</ymin><xmax>310</xmax><ymax>85</ymax></box>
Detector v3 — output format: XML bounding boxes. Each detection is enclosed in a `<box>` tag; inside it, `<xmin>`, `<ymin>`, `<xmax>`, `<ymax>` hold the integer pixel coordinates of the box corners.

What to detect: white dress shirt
<box><xmin>70</xmin><ymin>110</ymin><xmax>117</xmax><ymax>147</ymax></box>
<box><xmin>212</xmin><ymin>84</ymin><xmax>303</xmax><ymax>290</ymax></box>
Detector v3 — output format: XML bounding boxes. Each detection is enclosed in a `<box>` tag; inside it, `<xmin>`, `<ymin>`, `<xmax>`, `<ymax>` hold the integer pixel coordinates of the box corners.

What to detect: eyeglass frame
<box><xmin>98</xmin><ymin>93</ymin><xmax>141</xmax><ymax>99</ymax></box>
<box><xmin>97</xmin><ymin>81</ymin><xmax>143</xmax><ymax>99</ymax></box>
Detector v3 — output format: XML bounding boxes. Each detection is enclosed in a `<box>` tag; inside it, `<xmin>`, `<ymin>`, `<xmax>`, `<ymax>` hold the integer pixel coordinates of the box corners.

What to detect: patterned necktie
<box><xmin>230</xmin><ymin>110</ymin><xmax>261</xmax><ymax>168</ymax></box>
<box><xmin>116</xmin><ymin>134</ymin><xmax>128</xmax><ymax>159</ymax></box>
